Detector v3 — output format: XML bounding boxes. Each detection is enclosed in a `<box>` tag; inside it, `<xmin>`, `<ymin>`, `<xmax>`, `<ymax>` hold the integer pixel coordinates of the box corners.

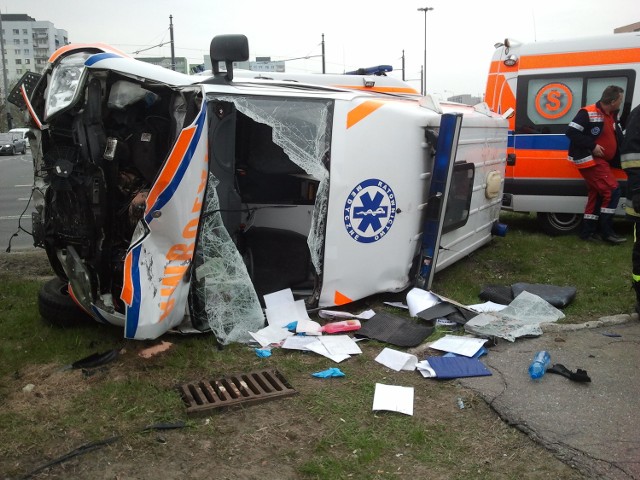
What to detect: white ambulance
<box><xmin>485</xmin><ymin>32</ymin><xmax>640</xmax><ymax>234</ymax></box>
<box><xmin>10</xmin><ymin>35</ymin><xmax>507</xmax><ymax>341</ymax></box>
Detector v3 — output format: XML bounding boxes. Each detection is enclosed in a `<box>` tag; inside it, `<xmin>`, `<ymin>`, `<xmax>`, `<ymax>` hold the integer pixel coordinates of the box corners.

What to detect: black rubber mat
<box><xmin>511</xmin><ymin>283</ymin><xmax>576</xmax><ymax>308</ymax></box>
<box><xmin>478</xmin><ymin>285</ymin><xmax>513</xmax><ymax>305</ymax></box>
<box><xmin>355</xmin><ymin>311</ymin><xmax>433</xmax><ymax>347</ymax></box>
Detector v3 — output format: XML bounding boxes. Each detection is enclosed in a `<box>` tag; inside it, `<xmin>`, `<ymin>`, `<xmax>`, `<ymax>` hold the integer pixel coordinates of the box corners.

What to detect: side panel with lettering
<box><xmin>122</xmin><ymin>102</ymin><xmax>208</xmax><ymax>339</ymax></box>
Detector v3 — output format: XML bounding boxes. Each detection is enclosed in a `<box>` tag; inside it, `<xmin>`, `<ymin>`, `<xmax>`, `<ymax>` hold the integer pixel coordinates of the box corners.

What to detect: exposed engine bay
<box><xmin>30</xmin><ymin>64</ymin><xmax>326</xmax><ymax>327</ymax></box>
<box><xmin>31</xmin><ymin>68</ymin><xmax>199</xmax><ymax>315</ymax></box>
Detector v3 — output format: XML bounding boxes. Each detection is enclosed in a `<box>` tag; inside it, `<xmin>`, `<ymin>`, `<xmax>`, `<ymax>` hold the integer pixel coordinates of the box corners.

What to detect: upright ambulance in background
<box><xmin>485</xmin><ymin>32</ymin><xmax>640</xmax><ymax>235</ymax></box>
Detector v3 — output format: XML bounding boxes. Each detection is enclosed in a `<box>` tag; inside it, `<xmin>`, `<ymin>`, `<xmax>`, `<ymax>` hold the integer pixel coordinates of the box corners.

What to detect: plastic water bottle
<box><xmin>528</xmin><ymin>351</ymin><xmax>551</xmax><ymax>379</ymax></box>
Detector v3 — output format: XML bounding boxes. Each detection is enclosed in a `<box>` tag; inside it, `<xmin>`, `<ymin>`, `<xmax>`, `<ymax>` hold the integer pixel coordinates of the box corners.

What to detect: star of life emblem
<box><xmin>344</xmin><ymin>178</ymin><xmax>397</xmax><ymax>244</ymax></box>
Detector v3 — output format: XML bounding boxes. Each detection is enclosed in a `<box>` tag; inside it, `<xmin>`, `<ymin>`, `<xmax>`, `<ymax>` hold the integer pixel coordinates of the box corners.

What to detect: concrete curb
<box><xmin>541</xmin><ymin>313</ymin><xmax>637</xmax><ymax>332</ymax></box>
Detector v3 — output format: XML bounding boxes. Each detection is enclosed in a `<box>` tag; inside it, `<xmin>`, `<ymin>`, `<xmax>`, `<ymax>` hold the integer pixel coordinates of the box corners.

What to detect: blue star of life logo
<box><xmin>344</xmin><ymin>178</ymin><xmax>396</xmax><ymax>244</ymax></box>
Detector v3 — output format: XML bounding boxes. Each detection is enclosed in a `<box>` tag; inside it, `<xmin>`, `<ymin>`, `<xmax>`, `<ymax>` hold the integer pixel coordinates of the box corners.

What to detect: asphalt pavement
<box><xmin>457</xmin><ymin>314</ymin><xmax>640</xmax><ymax>480</ymax></box>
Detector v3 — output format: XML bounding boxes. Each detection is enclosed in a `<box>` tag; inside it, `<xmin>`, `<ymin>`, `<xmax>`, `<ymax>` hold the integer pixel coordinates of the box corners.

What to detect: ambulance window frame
<box><xmin>515</xmin><ymin>69</ymin><xmax>636</xmax><ymax>135</ymax></box>
<box><xmin>442</xmin><ymin>161</ymin><xmax>474</xmax><ymax>234</ymax></box>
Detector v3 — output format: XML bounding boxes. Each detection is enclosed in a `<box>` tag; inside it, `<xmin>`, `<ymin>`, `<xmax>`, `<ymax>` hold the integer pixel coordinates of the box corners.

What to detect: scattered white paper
<box><xmin>383</xmin><ymin>301</ymin><xmax>409</xmax><ymax>310</ymax></box>
<box><xmin>263</xmin><ymin>288</ymin><xmax>295</xmax><ymax>309</ymax></box>
<box><xmin>248</xmin><ymin>325</ymin><xmax>293</xmax><ymax>347</ymax></box>
<box><xmin>406</xmin><ymin>288</ymin><xmax>440</xmax><ymax>317</ymax></box>
<box><xmin>428</xmin><ymin>334</ymin><xmax>488</xmax><ymax>357</ymax></box>
<box><xmin>372</xmin><ymin>383</ymin><xmax>414</xmax><ymax>416</ymax></box>
<box><xmin>375</xmin><ymin>348</ymin><xmax>418</xmax><ymax>372</ymax></box>
<box><xmin>467</xmin><ymin>301</ymin><xmax>508</xmax><ymax>312</ymax></box>
<box><xmin>296</xmin><ymin>318</ymin><xmax>322</xmax><ymax>335</ymax></box>
<box><xmin>264</xmin><ymin>289</ymin><xmax>311</xmax><ymax>328</ymax></box>
<box><xmin>416</xmin><ymin>360</ymin><xmax>437</xmax><ymax>378</ymax></box>
<box><xmin>305</xmin><ymin>340</ymin><xmax>351</xmax><ymax>363</ymax></box>
<box><xmin>318</xmin><ymin>309</ymin><xmax>376</xmax><ymax>320</ymax></box>
<box><xmin>321</xmin><ymin>335</ymin><xmax>362</xmax><ymax>356</ymax></box>
<box><xmin>281</xmin><ymin>336</ymin><xmax>319</xmax><ymax>351</ymax></box>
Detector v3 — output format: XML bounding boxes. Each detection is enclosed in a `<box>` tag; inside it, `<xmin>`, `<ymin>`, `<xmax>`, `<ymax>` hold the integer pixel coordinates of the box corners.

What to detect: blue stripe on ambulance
<box><xmin>509</xmin><ymin>133</ymin><xmax>569</xmax><ymax>150</ymax></box>
<box><xmin>84</xmin><ymin>52</ymin><xmax>123</xmax><ymax>66</ymax></box>
<box><xmin>125</xmin><ymin>245</ymin><xmax>143</xmax><ymax>338</ymax></box>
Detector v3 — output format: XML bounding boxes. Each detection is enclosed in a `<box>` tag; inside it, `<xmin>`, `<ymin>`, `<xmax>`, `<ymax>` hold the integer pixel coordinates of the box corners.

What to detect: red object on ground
<box><xmin>321</xmin><ymin>319</ymin><xmax>362</xmax><ymax>334</ymax></box>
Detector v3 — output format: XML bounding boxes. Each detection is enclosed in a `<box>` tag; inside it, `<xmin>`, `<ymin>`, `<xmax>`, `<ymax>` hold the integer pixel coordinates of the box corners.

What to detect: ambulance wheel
<box><xmin>38</xmin><ymin>278</ymin><xmax>92</xmax><ymax>327</ymax></box>
<box><xmin>536</xmin><ymin>212</ymin><xmax>581</xmax><ymax>236</ymax></box>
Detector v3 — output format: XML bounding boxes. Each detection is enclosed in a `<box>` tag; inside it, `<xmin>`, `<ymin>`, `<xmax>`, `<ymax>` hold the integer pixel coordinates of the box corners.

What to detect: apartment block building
<box><xmin>0</xmin><ymin>14</ymin><xmax>68</xmax><ymax>96</ymax></box>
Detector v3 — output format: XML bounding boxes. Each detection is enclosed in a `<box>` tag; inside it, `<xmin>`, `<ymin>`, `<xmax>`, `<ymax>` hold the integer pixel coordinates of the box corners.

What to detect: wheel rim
<box><xmin>547</xmin><ymin>213</ymin><xmax>581</xmax><ymax>232</ymax></box>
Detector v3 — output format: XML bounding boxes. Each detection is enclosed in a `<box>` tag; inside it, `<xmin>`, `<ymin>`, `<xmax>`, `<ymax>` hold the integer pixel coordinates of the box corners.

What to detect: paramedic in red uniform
<box><xmin>566</xmin><ymin>85</ymin><xmax>626</xmax><ymax>244</ymax></box>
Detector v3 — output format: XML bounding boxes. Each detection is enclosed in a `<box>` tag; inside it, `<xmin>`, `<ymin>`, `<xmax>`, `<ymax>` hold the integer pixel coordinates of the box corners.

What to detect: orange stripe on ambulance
<box><xmin>158</xmin><ymin>160</ymin><xmax>208</xmax><ymax>322</ymax></box>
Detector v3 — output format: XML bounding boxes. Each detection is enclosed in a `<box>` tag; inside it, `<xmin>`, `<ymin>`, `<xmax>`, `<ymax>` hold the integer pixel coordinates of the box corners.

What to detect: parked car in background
<box><xmin>9</xmin><ymin>127</ymin><xmax>31</xmax><ymax>147</ymax></box>
<box><xmin>0</xmin><ymin>132</ymin><xmax>27</xmax><ymax>155</ymax></box>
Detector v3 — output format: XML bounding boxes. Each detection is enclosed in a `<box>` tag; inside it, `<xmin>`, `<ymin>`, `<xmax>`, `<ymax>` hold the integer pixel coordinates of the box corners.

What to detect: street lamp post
<box><xmin>417</xmin><ymin>6</ymin><xmax>434</xmax><ymax>96</ymax></box>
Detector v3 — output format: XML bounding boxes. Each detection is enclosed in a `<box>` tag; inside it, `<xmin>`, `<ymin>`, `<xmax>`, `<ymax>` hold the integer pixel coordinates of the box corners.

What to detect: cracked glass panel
<box><xmin>191</xmin><ymin>174</ymin><xmax>265</xmax><ymax>344</ymax></box>
<box><xmin>212</xmin><ymin>94</ymin><xmax>332</xmax><ymax>274</ymax></box>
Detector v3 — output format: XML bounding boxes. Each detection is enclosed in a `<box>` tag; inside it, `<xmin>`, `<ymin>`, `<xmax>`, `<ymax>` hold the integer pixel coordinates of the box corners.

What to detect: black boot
<box><xmin>633</xmin><ymin>281</ymin><xmax>640</xmax><ymax>316</ymax></box>
<box><xmin>599</xmin><ymin>213</ymin><xmax>626</xmax><ymax>244</ymax></box>
<box><xmin>580</xmin><ymin>217</ymin><xmax>599</xmax><ymax>241</ymax></box>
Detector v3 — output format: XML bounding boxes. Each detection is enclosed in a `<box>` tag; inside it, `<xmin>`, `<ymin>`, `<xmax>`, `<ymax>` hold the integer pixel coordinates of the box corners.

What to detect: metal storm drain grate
<box><xmin>178</xmin><ymin>369</ymin><xmax>297</xmax><ymax>415</ymax></box>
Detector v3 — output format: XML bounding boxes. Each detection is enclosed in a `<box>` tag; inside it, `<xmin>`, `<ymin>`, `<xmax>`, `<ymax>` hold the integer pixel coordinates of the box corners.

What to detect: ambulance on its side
<box><xmin>9</xmin><ymin>35</ymin><xmax>507</xmax><ymax>341</ymax></box>
<box><xmin>485</xmin><ymin>32</ymin><xmax>640</xmax><ymax>234</ymax></box>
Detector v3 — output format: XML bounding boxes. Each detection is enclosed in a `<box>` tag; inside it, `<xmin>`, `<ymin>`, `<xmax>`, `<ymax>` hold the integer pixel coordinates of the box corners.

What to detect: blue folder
<box><xmin>426</xmin><ymin>356</ymin><xmax>492</xmax><ymax>379</ymax></box>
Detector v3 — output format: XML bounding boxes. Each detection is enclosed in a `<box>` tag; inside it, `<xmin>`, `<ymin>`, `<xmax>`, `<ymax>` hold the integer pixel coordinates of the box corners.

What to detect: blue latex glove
<box><xmin>255</xmin><ymin>348</ymin><xmax>272</xmax><ymax>358</ymax></box>
<box><xmin>285</xmin><ymin>321</ymin><xmax>298</xmax><ymax>332</ymax></box>
<box><xmin>312</xmin><ymin>367</ymin><xmax>345</xmax><ymax>378</ymax></box>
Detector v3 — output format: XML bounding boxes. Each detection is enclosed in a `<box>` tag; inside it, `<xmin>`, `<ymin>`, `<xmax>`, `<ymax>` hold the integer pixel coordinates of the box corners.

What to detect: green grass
<box><xmin>0</xmin><ymin>217</ymin><xmax>617</xmax><ymax>478</ymax></box>
<box><xmin>432</xmin><ymin>212</ymin><xmax>634</xmax><ymax>322</ymax></box>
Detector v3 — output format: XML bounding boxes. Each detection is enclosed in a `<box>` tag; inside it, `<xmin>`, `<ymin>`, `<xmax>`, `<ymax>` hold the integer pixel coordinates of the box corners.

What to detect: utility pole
<box><xmin>321</xmin><ymin>34</ymin><xmax>325</xmax><ymax>74</ymax></box>
<box><xmin>417</xmin><ymin>6</ymin><xmax>434</xmax><ymax>95</ymax></box>
<box><xmin>401</xmin><ymin>50</ymin><xmax>405</xmax><ymax>81</ymax></box>
<box><xmin>169</xmin><ymin>15</ymin><xmax>176</xmax><ymax>71</ymax></box>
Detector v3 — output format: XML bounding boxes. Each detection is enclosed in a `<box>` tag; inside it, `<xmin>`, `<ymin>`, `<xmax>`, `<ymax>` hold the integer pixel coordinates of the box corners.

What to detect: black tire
<box><xmin>38</xmin><ymin>277</ymin><xmax>92</xmax><ymax>327</ymax></box>
<box><xmin>536</xmin><ymin>212</ymin><xmax>582</xmax><ymax>236</ymax></box>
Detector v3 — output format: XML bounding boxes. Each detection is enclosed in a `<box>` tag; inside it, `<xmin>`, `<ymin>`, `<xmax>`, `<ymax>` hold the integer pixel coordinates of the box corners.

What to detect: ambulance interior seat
<box><xmin>233</xmin><ymin>113</ymin><xmax>314</xmax><ymax>301</ymax></box>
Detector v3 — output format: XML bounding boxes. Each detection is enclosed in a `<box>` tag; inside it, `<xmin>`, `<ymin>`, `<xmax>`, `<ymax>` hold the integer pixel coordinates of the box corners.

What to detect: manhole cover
<box><xmin>178</xmin><ymin>369</ymin><xmax>297</xmax><ymax>415</ymax></box>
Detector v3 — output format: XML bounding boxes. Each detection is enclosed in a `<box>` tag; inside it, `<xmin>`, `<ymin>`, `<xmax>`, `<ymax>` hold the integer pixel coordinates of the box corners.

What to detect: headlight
<box><xmin>44</xmin><ymin>52</ymin><xmax>93</xmax><ymax>120</ymax></box>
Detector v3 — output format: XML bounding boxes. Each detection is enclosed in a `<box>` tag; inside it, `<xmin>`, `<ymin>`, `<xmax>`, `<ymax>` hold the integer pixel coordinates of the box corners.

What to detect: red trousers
<box><xmin>579</xmin><ymin>158</ymin><xmax>619</xmax><ymax>216</ymax></box>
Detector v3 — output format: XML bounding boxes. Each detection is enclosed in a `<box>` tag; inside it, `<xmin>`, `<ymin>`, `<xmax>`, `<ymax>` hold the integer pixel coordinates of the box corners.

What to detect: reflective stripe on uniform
<box><xmin>601</xmin><ymin>207</ymin><xmax>616</xmax><ymax>214</ymax></box>
<box><xmin>584</xmin><ymin>213</ymin><xmax>599</xmax><ymax>220</ymax></box>
<box><xmin>621</xmin><ymin>153</ymin><xmax>640</xmax><ymax>168</ymax></box>
<box><xmin>568</xmin><ymin>121</ymin><xmax>584</xmax><ymax>131</ymax></box>
<box><xmin>587</xmin><ymin>111</ymin><xmax>604</xmax><ymax>122</ymax></box>
<box><xmin>568</xmin><ymin>154</ymin><xmax>596</xmax><ymax>169</ymax></box>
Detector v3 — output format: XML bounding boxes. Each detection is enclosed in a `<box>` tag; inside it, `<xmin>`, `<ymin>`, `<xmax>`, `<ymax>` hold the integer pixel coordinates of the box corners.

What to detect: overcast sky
<box><xmin>2</xmin><ymin>0</ymin><xmax>637</xmax><ymax>97</ymax></box>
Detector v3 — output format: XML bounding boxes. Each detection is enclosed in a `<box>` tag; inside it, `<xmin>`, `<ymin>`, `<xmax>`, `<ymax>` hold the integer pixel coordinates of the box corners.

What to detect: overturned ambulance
<box><xmin>10</xmin><ymin>35</ymin><xmax>508</xmax><ymax>342</ymax></box>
